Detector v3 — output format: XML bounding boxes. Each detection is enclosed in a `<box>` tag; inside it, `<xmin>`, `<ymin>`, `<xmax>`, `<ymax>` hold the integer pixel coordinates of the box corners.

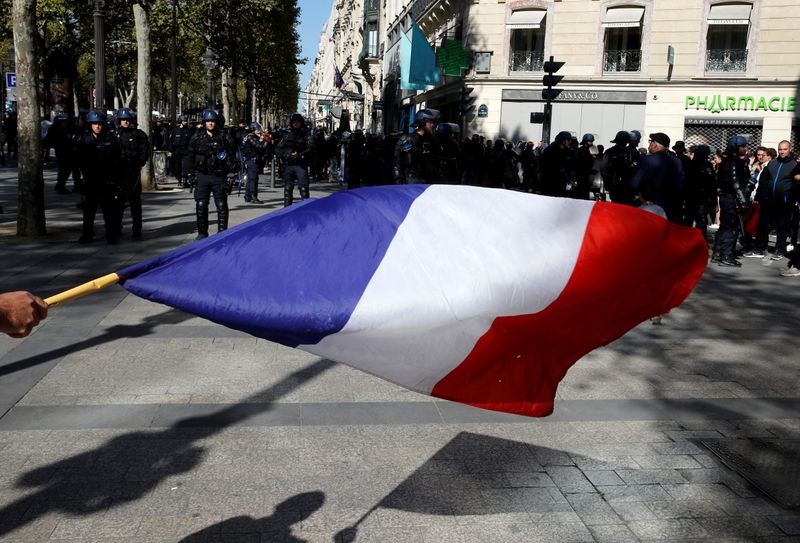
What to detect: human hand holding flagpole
<box><xmin>43</xmin><ymin>273</ymin><xmax>121</xmax><ymax>308</ymax></box>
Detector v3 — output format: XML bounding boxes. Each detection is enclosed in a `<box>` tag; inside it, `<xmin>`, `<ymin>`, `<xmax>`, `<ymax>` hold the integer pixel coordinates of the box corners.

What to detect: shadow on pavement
<box><xmin>0</xmin><ymin>309</ymin><xmax>194</xmax><ymax>378</ymax></box>
<box><xmin>336</xmin><ymin>431</ymin><xmax>790</xmax><ymax>542</ymax></box>
<box><xmin>178</xmin><ymin>492</ymin><xmax>326</xmax><ymax>543</ymax></box>
<box><xmin>0</xmin><ymin>359</ymin><xmax>335</xmax><ymax>538</ymax></box>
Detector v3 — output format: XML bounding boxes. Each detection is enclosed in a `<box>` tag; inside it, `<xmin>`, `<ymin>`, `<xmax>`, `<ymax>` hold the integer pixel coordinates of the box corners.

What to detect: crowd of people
<box><xmin>14</xmin><ymin>106</ymin><xmax>800</xmax><ymax>276</ymax></box>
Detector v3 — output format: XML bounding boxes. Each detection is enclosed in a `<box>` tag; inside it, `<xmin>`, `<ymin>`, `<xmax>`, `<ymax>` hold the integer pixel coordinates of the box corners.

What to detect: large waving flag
<box><xmin>118</xmin><ymin>186</ymin><xmax>706</xmax><ymax>417</ymax></box>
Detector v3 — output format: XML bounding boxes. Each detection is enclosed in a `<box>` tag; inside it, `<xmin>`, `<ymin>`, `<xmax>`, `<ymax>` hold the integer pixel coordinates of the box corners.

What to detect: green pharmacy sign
<box><xmin>685</xmin><ymin>94</ymin><xmax>796</xmax><ymax>114</ymax></box>
<box><xmin>436</xmin><ymin>39</ymin><xmax>471</xmax><ymax>77</ymax></box>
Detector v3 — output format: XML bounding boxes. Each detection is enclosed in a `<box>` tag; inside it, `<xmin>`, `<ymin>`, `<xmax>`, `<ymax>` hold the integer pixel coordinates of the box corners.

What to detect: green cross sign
<box><xmin>436</xmin><ymin>39</ymin><xmax>471</xmax><ymax>77</ymax></box>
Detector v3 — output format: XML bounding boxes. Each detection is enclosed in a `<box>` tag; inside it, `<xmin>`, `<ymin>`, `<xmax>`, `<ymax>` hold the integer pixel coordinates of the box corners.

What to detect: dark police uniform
<box><xmin>240</xmin><ymin>132</ymin><xmax>267</xmax><ymax>203</ymax></box>
<box><xmin>407</xmin><ymin>130</ymin><xmax>441</xmax><ymax>184</ymax></box>
<box><xmin>712</xmin><ymin>153</ymin><xmax>749</xmax><ymax>265</ymax></box>
<box><xmin>168</xmin><ymin>122</ymin><xmax>193</xmax><ymax>183</ymax></box>
<box><xmin>75</xmin><ymin>128</ymin><xmax>122</xmax><ymax>243</ymax></box>
<box><xmin>277</xmin><ymin>125</ymin><xmax>311</xmax><ymax>206</ymax></box>
<box><xmin>115</xmin><ymin>124</ymin><xmax>149</xmax><ymax>238</ymax></box>
<box><xmin>184</xmin><ymin>128</ymin><xmax>236</xmax><ymax>238</ymax></box>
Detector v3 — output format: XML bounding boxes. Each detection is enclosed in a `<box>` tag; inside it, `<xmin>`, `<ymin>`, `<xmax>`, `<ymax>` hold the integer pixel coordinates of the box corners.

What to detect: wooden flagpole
<box><xmin>44</xmin><ymin>273</ymin><xmax>121</xmax><ymax>308</ymax></box>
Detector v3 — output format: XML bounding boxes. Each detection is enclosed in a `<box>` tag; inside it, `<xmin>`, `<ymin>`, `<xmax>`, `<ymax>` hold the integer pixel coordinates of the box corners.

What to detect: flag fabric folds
<box><xmin>400</xmin><ymin>22</ymin><xmax>442</xmax><ymax>90</ymax></box>
<box><xmin>118</xmin><ymin>186</ymin><xmax>707</xmax><ymax>417</ymax></box>
<box><xmin>334</xmin><ymin>67</ymin><xmax>345</xmax><ymax>89</ymax></box>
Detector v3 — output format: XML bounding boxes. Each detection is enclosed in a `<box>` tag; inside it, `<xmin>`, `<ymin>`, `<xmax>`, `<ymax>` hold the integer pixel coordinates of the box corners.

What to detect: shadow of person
<box><xmin>0</xmin><ymin>309</ymin><xmax>195</xmax><ymax>378</ymax></box>
<box><xmin>0</xmin><ymin>359</ymin><xmax>335</xmax><ymax>537</ymax></box>
<box><xmin>178</xmin><ymin>491</ymin><xmax>326</xmax><ymax>542</ymax></box>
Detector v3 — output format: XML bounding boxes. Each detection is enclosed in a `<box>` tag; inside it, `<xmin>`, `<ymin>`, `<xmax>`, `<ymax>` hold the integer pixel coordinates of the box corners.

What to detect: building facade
<box><xmin>305</xmin><ymin>0</ymin><xmax>386</xmax><ymax>133</ymax></box>
<box><xmin>375</xmin><ymin>0</ymin><xmax>799</xmax><ymax>150</ymax></box>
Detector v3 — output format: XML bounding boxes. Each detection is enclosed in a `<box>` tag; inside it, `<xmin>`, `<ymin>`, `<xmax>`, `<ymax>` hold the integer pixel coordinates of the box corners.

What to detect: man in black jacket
<box><xmin>240</xmin><ymin>122</ymin><xmax>268</xmax><ymax>204</ymax></box>
<box><xmin>277</xmin><ymin>113</ymin><xmax>311</xmax><ymax>206</ymax></box>
<box><xmin>601</xmin><ymin>131</ymin><xmax>636</xmax><ymax>204</ymax></box>
<box><xmin>754</xmin><ymin>140</ymin><xmax>798</xmax><ymax>260</ymax></box>
<box><xmin>630</xmin><ymin>132</ymin><xmax>685</xmax><ymax>222</ymax></box>
<box><xmin>75</xmin><ymin>111</ymin><xmax>122</xmax><ymax>244</ymax></box>
<box><xmin>183</xmin><ymin>109</ymin><xmax>236</xmax><ymax>239</ymax></box>
<box><xmin>114</xmin><ymin>108</ymin><xmax>150</xmax><ymax>239</ymax></box>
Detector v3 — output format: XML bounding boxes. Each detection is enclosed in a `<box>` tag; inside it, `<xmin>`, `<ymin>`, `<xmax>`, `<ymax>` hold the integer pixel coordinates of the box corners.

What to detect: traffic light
<box><xmin>540</xmin><ymin>56</ymin><xmax>564</xmax><ymax>143</ymax></box>
<box><xmin>459</xmin><ymin>85</ymin><xmax>476</xmax><ymax>117</ymax></box>
<box><xmin>542</xmin><ymin>59</ymin><xmax>564</xmax><ymax>102</ymax></box>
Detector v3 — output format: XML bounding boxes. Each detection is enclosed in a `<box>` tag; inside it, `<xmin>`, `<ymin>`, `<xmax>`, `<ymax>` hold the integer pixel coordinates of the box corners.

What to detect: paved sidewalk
<box><xmin>0</xmin><ymin>163</ymin><xmax>799</xmax><ymax>542</ymax></box>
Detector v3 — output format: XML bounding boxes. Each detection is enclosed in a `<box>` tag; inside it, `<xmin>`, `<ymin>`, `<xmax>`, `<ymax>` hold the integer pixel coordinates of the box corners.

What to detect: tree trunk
<box><xmin>133</xmin><ymin>3</ymin><xmax>155</xmax><ymax>190</ymax></box>
<box><xmin>12</xmin><ymin>0</ymin><xmax>46</xmax><ymax>237</ymax></box>
<box><xmin>221</xmin><ymin>68</ymin><xmax>230</xmax><ymax>124</ymax></box>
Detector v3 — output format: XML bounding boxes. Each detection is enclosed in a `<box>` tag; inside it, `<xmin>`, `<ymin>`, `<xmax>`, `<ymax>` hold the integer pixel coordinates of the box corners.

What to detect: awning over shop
<box><xmin>602</xmin><ymin>7</ymin><xmax>644</xmax><ymax>28</ymax></box>
<box><xmin>507</xmin><ymin>10</ymin><xmax>547</xmax><ymax>30</ymax></box>
<box><xmin>708</xmin><ymin>3</ymin><xmax>752</xmax><ymax>25</ymax></box>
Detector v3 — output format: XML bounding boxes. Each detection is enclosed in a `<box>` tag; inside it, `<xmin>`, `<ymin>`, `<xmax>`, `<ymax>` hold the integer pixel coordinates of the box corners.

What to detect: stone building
<box><xmin>376</xmin><ymin>0</ymin><xmax>800</xmax><ymax>149</ymax></box>
<box><xmin>305</xmin><ymin>0</ymin><xmax>385</xmax><ymax>133</ymax></box>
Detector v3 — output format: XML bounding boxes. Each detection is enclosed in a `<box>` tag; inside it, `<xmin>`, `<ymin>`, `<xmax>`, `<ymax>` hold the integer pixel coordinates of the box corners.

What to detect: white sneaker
<box><xmin>780</xmin><ymin>266</ymin><xmax>800</xmax><ymax>277</ymax></box>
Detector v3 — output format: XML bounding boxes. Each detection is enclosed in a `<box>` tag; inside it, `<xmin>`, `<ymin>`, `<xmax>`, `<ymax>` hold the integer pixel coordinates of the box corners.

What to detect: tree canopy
<box><xmin>1</xmin><ymin>0</ymin><xmax>302</xmax><ymax>120</ymax></box>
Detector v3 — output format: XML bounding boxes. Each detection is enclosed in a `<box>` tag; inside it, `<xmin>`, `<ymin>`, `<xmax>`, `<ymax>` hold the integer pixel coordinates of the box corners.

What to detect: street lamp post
<box><xmin>91</xmin><ymin>0</ymin><xmax>106</xmax><ymax>111</ymax></box>
<box><xmin>201</xmin><ymin>46</ymin><xmax>216</xmax><ymax>109</ymax></box>
<box><xmin>87</xmin><ymin>69</ymin><xmax>95</xmax><ymax>109</ymax></box>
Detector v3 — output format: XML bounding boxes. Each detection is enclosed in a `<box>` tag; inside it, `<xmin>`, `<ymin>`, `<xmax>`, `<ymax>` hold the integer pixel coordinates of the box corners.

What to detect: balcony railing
<box><xmin>510</xmin><ymin>50</ymin><xmax>544</xmax><ymax>73</ymax></box>
<box><xmin>603</xmin><ymin>49</ymin><xmax>642</xmax><ymax>73</ymax></box>
<box><xmin>705</xmin><ymin>49</ymin><xmax>748</xmax><ymax>73</ymax></box>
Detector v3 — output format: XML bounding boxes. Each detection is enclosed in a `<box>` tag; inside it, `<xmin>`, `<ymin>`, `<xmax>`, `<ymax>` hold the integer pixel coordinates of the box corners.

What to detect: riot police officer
<box><xmin>240</xmin><ymin>121</ymin><xmax>267</xmax><ymax>204</ymax></box>
<box><xmin>712</xmin><ymin>136</ymin><xmax>750</xmax><ymax>267</ymax></box>
<box><xmin>407</xmin><ymin>109</ymin><xmax>441</xmax><ymax>184</ymax></box>
<box><xmin>601</xmin><ymin>131</ymin><xmax>636</xmax><ymax>204</ymax></box>
<box><xmin>75</xmin><ymin>110</ymin><xmax>122</xmax><ymax>244</ymax></box>
<box><xmin>168</xmin><ymin>115</ymin><xmax>192</xmax><ymax>186</ymax></box>
<box><xmin>183</xmin><ymin>109</ymin><xmax>236</xmax><ymax>240</ymax></box>
<box><xmin>277</xmin><ymin>113</ymin><xmax>311</xmax><ymax>206</ymax></box>
<box><xmin>114</xmin><ymin>108</ymin><xmax>149</xmax><ymax>239</ymax></box>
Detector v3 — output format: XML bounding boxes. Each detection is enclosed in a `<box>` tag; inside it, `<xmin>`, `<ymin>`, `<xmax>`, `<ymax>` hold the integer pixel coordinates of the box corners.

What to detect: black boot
<box><xmin>195</xmin><ymin>200</ymin><xmax>209</xmax><ymax>240</ymax></box>
<box><xmin>300</xmin><ymin>186</ymin><xmax>310</xmax><ymax>200</ymax></box>
<box><xmin>284</xmin><ymin>186</ymin><xmax>294</xmax><ymax>207</ymax></box>
<box><xmin>215</xmin><ymin>195</ymin><xmax>229</xmax><ymax>232</ymax></box>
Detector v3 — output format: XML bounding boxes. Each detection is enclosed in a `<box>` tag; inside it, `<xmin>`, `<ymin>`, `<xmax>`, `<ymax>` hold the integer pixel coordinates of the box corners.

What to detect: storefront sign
<box><xmin>685</xmin><ymin>95</ymin><xmax>796</xmax><ymax>114</ymax></box>
<box><xmin>685</xmin><ymin>117</ymin><xmax>763</xmax><ymax>127</ymax></box>
<box><xmin>503</xmin><ymin>89</ymin><xmax>646</xmax><ymax>103</ymax></box>
<box><xmin>478</xmin><ymin>104</ymin><xmax>488</xmax><ymax>118</ymax></box>
<box><xmin>436</xmin><ymin>39</ymin><xmax>471</xmax><ymax>77</ymax></box>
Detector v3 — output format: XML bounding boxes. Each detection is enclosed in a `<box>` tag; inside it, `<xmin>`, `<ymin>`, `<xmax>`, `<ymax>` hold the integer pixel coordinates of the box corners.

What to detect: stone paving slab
<box><xmin>1</xmin><ymin>167</ymin><xmax>800</xmax><ymax>540</ymax></box>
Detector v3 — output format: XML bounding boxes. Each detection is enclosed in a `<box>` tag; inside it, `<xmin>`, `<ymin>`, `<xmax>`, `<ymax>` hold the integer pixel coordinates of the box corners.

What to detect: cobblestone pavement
<box><xmin>0</xmin><ymin>163</ymin><xmax>799</xmax><ymax>542</ymax></box>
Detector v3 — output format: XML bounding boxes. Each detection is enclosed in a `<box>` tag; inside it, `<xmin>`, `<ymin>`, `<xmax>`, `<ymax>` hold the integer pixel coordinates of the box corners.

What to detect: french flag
<box><xmin>119</xmin><ymin>185</ymin><xmax>707</xmax><ymax>417</ymax></box>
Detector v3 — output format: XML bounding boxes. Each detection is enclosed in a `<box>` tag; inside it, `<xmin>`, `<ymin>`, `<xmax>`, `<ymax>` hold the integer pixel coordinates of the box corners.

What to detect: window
<box><xmin>508</xmin><ymin>10</ymin><xmax>546</xmax><ymax>73</ymax></box>
<box><xmin>705</xmin><ymin>3</ymin><xmax>751</xmax><ymax>73</ymax></box>
<box><xmin>366</xmin><ymin>20</ymin><xmax>378</xmax><ymax>58</ymax></box>
<box><xmin>602</xmin><ymin>7</ymin><xmax>644</xmax><ymax>73</ymax></box>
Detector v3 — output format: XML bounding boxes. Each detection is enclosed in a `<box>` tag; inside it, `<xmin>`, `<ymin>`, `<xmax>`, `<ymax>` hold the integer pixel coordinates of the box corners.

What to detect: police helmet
<box><xmin>580</xmin><ymin>133</ymin><xmax>595</xmax><ymax>144</ymax></box>
<box><xmin>178</xmin><ymin>114</ymin><xmax>188</xmax><ymax>122</ymax></box>
<box><xmin>554</xmin><ymin>131</ymin><xmax>573</xmax><ymax>144</ymax></box>
<box><xmin>435</xmin><ymin>123</ymin><xmax>452</xmax><ymax>137</ymax></box>
<box><xmin>727</xmin><ymin>135</ymin><xmax>748</xmax><ymax>148</ymax></box>
<box><xmin>611</xmin><ymin>130</ymin><xmax>631</xmax><ymax>145</ymax></box>
<box><xmin>201</xmin><ymin>109</ymin><xmax>220</xmax><ymax>122</ymax></box>
<box><xmin>86</xmin><ymin>110</ymin><xmax>107</xmax><ymax>124</ymax></box>
<box><xmin>290</xmin><ymin>113</ymin><xmax>305</xmax><ymax>126</ymax></box>
<box><xmin>413</xmin><ymin>108</ymin><xmax>439</xmax><ymax>127</ymax></box>
<box><xmin>248</xmin><ymin>122</ymin><xmax>262</xmax><ymax>132</ymax></box>
<box><xmin>116</xmin><ymin>108</ymin><xmax>135</xmax><ymax>121</ymax></box>
<box><xmin>629</xmin><ymin>130</ymin><xmax>642</xmax><ymax>144</ymax></box>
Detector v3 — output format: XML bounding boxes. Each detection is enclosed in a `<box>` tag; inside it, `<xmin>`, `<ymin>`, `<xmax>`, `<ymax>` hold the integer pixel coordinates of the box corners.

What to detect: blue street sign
<box><xmin>6</xmin><ymin>72</ymin><xmax>16</xmax><ymax>88</ymax></box>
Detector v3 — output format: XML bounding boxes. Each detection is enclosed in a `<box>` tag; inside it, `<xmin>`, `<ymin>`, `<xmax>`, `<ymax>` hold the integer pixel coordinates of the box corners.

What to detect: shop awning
<box><xmin>708</xmin><ymin>3</ymin><xmax>752</xmax><ymax>25</ymax></box>
<box><xmin>602</xmin><ymin>7</ymin><xmax>644</xmax><ymax>28</ymax></box>
<box><xmin>507</xmin><ymin>10</ymin><xmax>547</xmax><ymax>30</ymax></box>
